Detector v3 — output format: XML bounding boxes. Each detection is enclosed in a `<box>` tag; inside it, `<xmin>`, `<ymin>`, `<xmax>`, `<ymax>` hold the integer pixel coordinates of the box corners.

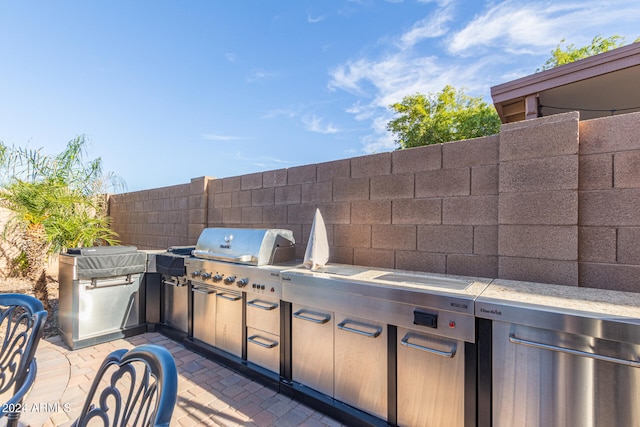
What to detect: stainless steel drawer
<box><xmin>247</xmin><ymin>327</ymin><xmax>279</xmax><ymax>373</ymax></box>
<box><xmin>246</xmin><ymin>297</ymin><xmax>279</xmax><ymax>335</ymax></box>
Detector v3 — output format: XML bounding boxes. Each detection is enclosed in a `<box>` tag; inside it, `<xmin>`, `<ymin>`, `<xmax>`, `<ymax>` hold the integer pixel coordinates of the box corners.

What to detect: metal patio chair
<box><xmin>0</xmin><ymin>293</ymin><xmax>48</xmax><ymax>427</ymax></box>
<box><xmin>71</xmin><ymin>344</ymin><xmax>178</xmax><ymax>427</ymax></box>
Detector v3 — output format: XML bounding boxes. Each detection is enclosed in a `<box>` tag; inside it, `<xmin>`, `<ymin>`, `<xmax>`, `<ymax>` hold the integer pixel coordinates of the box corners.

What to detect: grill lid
<box><xmin>62</xmin><ymin>246</ymin><xmax>146</xmax><ymax>278</ymax></box>
<box><xmin>192</xmin><ymin>228</ymin><xmax>295</xmax><ymax>265</ymax></box>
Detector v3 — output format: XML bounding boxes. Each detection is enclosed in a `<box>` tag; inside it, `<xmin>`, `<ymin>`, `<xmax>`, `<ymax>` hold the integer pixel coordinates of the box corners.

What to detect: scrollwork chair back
<box><xmin>72</xmin><ymin>344</ymin><xmax>178</xmax><ymax>427</ymax></box>
<box><xmin>0</xmin><ymin>293</ymin><xmax>48</xmax><ymax>427</ymax></box>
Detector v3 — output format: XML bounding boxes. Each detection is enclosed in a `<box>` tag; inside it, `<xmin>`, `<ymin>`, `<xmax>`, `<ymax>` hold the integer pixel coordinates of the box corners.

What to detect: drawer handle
<box><xmin>509</xmin><ymin>334</ymin><xmax>640</xmax><ymax>368</ymax></box>
<box><xmin>192</xmin><ymin>287</ymin><xmax>215</xmax><ymax>295</ymax></box>
<box><xmin>401</xmin><ymin>335</ymin><xmax>457</xmax><ymax>358</ymax></box>
<box><xmin>337</xmin><ymin>320</ymin><xmax>382</xmax><ymax>338</ymax></box>
<box><xmin>248</xmin><ymin>300</ymin><xmax>278</xmax><ymax>311</ymax></box>
<box><xmin>293</xmin><ymin>310</ymin><xmax>331</xmax><ymax>324</ymax></box>
<box><xmin>248</xmin><ymin>335</ymin><xmax>278</xmax><ymax>349</ymax></box>
<box><xmin>216</xmin><ymin>293</ymin><xmax>242</xmax><ymax>301</ymax></box>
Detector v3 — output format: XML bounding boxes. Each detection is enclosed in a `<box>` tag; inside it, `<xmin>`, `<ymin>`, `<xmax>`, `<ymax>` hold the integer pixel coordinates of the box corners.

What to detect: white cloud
<box><xmin>398</xmin><ymin>5</ymin><xmax>453</xmax><ymax>49</ymax></box>
<box><xmin>302</xmin><ymin>114</ymin><xmax>339</xmax><ymax>134</ymax></box>
<box><xmin>448</xmin><ymin>0</ymin><xmax>640</xmax><ymax>55</ymax></box>
<box><xmin>246</xmin><ymin>69</ymin><xmax>278</xmax><ymax>83</ymax></box>
<box><xmin>307</xmin><ymin>13</ymin><xmax>326</xmax><ymax>23</ymax></box>
<box><xmin>202</xmin><ymin>134</ymin><xmax>244</xmax><ymax>142</ymax></box>
<box><xmin>262</xmin><ymin>108</ymin><xmax>297</xmax><ymax>120</ymax></box>
<box><xmin>225</xmin><ymin>53</ymin><xmax>237</xmax><ymax>62</ymax></box>
<box><xmin>417</xmin><ymin>0</ymin><xmax>453</xmax><ymax>5</ymax></box>
<box><xmin>233</xmin><ymin>151</ymin><xmax>290</xmax><ymax>169</ymax></box>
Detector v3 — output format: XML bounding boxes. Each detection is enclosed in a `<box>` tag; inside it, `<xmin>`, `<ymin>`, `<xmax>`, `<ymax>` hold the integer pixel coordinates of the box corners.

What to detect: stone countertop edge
<box><xmin>478</xmin><ymin>279</ymin><xmax>640</xmax><ymax>319</ymax></box>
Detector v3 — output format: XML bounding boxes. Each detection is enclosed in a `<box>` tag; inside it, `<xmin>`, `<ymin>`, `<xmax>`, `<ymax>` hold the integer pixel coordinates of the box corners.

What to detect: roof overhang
<box><xmin>491</xmin><ymin>43</ymin><xmax>640</xmax><ymax>123</ymax></box>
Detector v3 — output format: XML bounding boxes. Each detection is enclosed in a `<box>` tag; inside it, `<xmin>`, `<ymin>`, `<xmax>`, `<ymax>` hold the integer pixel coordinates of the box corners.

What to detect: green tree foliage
<box><xmin>0</xmin><ymin>136</ymin><xmax>122</xmax><ymax>311</ymax></box>
<box><xmin>538</xmin><ymin>34</ymin><xmax>640</xmax><ymax>71</ymax></box>
<box><xmin>387</xmin><ymin>85</ymin><xmax>501</xmax><ymax>149</ymax></box>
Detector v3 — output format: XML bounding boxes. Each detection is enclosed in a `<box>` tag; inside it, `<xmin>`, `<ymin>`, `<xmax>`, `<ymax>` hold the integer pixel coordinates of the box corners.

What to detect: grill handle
<box><xmin>337</xmin><ymin>320</ymin><xmax>382</xmax><ymax>338</ymax></box>
<box><xmin>247</xmin><ymin>335</ymin><xmax>278</xmax><ymax>349</ymax></box>
<box><xmin>509</xmin><ymin>334</ymin><xmax>640</xmax><ymax>368</ymax></box>
<box><xmin>191</xmin><ymin>250</ymin><xmax>255</xmax><ymax>264</ymax></box>
<box><xmin>247</xmin><ymin>300</ymin><xmax>278</xmax><ymax>311</ymax></box>
<box><xmin>401</xmin><ymin>334</ymin><xmax>457</xmax><ymax>358</ymax></box>
<box><xmin>293</xmin><ymin>310</ymin><xmax>331</xmax><ymax>324</ymax></box>
<box><xmin>216</xmin><ymin>292</ymin><xmax>242</xmax><ymax>302</ymax></box>
<box><xmin>86</xmin><ymin>275</ymin><xmax>133</xmax><ymax>289</ymax></box>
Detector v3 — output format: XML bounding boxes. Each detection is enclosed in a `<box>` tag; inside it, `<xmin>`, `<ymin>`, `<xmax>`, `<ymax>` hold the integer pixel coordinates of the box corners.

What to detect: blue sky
<box><xmin>1</xmin><ymin>0</ymin><xmax>639</xmax><ymax>192</ymax></box>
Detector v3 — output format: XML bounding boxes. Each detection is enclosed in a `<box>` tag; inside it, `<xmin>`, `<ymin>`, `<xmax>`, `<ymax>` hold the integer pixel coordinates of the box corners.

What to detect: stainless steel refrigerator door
<box><xmin>492</xmin><ymin>320</ymin><xmax>640</xmax><ymax>427</ymax></box>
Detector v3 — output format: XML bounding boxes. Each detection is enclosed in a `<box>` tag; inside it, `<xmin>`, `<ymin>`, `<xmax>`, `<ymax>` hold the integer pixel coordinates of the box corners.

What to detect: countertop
<box><xmin>477</xmin><ymin>279</ymin><xmax>640</xmax><ymax>319</ymax></box>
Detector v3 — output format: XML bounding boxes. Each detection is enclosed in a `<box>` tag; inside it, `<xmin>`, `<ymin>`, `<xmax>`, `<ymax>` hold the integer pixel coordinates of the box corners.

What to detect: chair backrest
<box><xmin>0</xmin><ymin>293</ymin><xmax>48</xmax><ymax>424</ymax></box>
<box><xmin>72</xmin><ymin>344</ymin><xmax>178</xmax><ymax>427</ymax></box>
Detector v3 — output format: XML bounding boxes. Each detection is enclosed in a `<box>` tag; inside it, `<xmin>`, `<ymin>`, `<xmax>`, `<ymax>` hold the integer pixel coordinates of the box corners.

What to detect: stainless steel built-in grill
<box><xmin>281</xmin><ymin>264</ymin><xmax>492</xmax><ymax>426</ymax></box>
<box><xmin>185</xmin><ymin>228</ymin><xmax>296</xmax><ymax>370</ymax></box>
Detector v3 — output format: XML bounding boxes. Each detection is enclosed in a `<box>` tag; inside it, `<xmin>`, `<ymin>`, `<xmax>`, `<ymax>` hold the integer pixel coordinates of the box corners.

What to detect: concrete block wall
<box><xmin>498</xmin><ymin>112</ymin><xmax>580</xmax><ymax>286</ymax></box>
<box><xmin>107</xmin><ymin>111</ymin><xmax>640</xmax><ymax>292</ymax></box>
<box><xmin>109</xmin><ymin>177</ymin><xmax>210</xmax><ymax>249</ymax></box>
<box><xmin>206</xmin><ymin>136</ymin><xmax>500</xmax><ymax>277</ymax></box>
<box><xmin>579</xmin><ymin>111</ymin><xmax>640</xmax><ymax>292</ymax></box>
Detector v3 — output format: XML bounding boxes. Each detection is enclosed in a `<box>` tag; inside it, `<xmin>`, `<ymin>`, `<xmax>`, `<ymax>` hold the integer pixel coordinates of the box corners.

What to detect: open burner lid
<box><xmin>192</xmin><ymin>228</ymin><xmax>295</xmax><ymax>266</ymax></box>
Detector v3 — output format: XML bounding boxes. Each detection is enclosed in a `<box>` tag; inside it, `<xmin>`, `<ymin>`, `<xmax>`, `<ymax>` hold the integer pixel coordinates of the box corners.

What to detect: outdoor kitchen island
<box><xmin>133</xmin><ymin>226</ymin><xmax>640</xmax><ymax>427</ymax></box>
<box><xmin>146</xmin><ymin>227</ymin><xmax>495</xmax><ymax>427</ymax></box>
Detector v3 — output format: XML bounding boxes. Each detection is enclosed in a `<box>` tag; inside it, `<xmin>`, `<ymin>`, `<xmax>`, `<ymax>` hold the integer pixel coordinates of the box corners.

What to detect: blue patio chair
<box><xmin>71</xmin><ymin>344</ymin><xmax>178</xmax><ymax>427</ymax></box>
<box><xmin>0</xmin><ymin>293</ymin><xmax>48</xmax><ymax>427</ymax></box>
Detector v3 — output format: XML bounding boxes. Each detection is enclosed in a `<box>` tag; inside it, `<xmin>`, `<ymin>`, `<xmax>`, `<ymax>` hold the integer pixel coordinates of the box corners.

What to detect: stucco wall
<box><xmin>108</xmin><ymin>111</ymin><xmax>640</xmax><ymax>292</ymax></box>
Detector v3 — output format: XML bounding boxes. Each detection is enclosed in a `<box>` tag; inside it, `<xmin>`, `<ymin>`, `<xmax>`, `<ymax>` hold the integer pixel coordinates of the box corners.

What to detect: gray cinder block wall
<box><xmin>108</xmin><ymin>111</ymin><xmax>640</xmax><ymax>292</ymax></box>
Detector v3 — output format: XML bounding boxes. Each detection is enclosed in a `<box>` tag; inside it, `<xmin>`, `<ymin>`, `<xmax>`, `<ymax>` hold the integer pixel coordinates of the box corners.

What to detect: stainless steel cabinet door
<box><xmin>292</xmin><ymin>304</ymin><xmax>334</xmax><ymax>397</ymax></box>
<box><xmin>397</xmin><ymin>327</ymin><xmax>465</xmax><ymax>427</ymax></box>
<box><xmin>163</xmin><ymin>281</ymin><xmax>189</xmax><ymax>332</ymax></box>
<box><xmin>335</xmin><ymin>313</ymin><xmax>387</xmax><ymax>420</ymax></box>
<box><xmin>215</xmin><ymin>290</ymin><xmax>243</xmax><ymax>357</ymax></box>
<box><xmin>78</xmin><ymin>275</ymin><xmax>141</xmax><ymax>338</ymax></box>
<box><xmin>192</xmin><ymin>286</ymin><xmax>216</xmax><ymax>346</ymax></box>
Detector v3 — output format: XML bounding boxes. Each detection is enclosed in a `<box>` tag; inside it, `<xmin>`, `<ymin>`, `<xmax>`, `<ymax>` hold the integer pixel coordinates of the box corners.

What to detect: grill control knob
<box><xmin>201</xmin><ymin>272</ymin><xmax>212</xmax><ymax>280</ymax></box>
<box><xmin>237</xmin><ymin>278</ymin><xmax>248</xmax><ymax>288</ymax></box>
<box><xmin>213</xmin><ymin>274</ymin><xmax>223</xmax><ymax>282</ymax></box>
<box><xmin>191</xmin><ymin>270</ymin><xmax>201</xmax><ymax>277</ymax></box>
<box><xmin>224</xmin><ymin>276</ymin><xmax>236</xmax><ymax>285</ymax></box>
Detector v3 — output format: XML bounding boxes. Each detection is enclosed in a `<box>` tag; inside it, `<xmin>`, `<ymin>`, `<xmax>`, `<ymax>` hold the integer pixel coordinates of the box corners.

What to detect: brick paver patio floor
<box><xmin>14</xmin><ymin>332</ymin><xmax>344</xmax><ymax>427</ymax></box>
